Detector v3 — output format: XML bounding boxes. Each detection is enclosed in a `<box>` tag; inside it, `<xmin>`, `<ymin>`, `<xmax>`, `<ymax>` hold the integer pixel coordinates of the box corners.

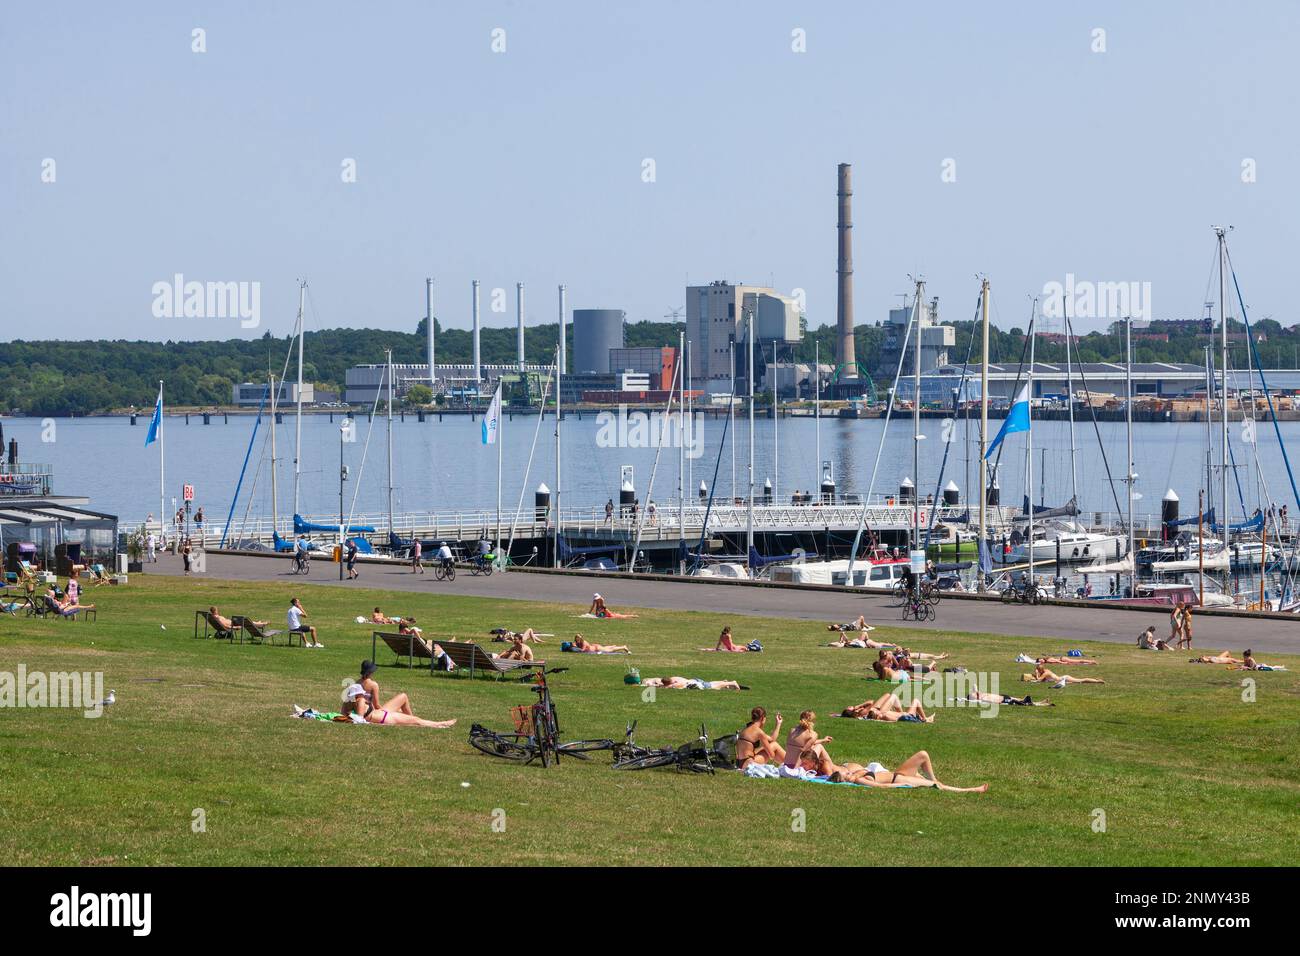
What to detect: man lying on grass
<box><xmin>1021</xmin><ymin>662</ymin><xmax>1104</xmax><ymax>686</ymax></box>
<box><xmin>824</xmin><ymin>633</ymin><xmax>895</xmax><ymax>649</ymax></box>
<box><xmin>638</xmin><ymin>676</ymin><xmax>747</xmax><ymax>691</ymax></box>
<box><xmin>571</xmin><ymin>634</ymin><xmax>630</xmax><ymax>653</ymax></box>
<box><xmin>826</xmin><ymin>615</ymin><xmax>874</xmax><ymax>632</ymax></box>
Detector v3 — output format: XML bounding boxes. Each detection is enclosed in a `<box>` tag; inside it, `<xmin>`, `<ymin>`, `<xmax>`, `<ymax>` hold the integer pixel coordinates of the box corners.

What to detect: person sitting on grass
<box><xmin>780</xmin><ymin>710</ymin><xmax>832</xmax><ymax>779</ymax></box>
<box><xmin>572</xmin><ymin>634</ymin><xmax>629</xmax><ymax>654</ymax></box>
<box><xmin>839</xmin><ymin>691</ymin><xmax>935</xmax><ymax>723</ymax></box>
<box><xmin>736</xmin><ymin>707</ymin><xmax>785</xmax><ymax>768</ymax></box>
<box><xmin>705</xmin><ymin>625</ymin><xmax>752</xmax><ymax>652</ymax></box>
<box><xmin>371</xmin><ymin>607</ymin><xmax>399</xmax><ymax>625</ymax></box>
<box><xmin>287</xmin><ymin>597</ymin><xmax>322</xmax><ymax>648</ymax></box>
<box><xmin>1189</xmin><ymin>650</ymin><xmax>1245</xmax><ymax>665</ymax></box>
<box><xmin>587</xmin><ymin>593</ymin><xmax>637</xmax><ymax>619</ymax></box>
<box><xmin>1138</xmin><ymin>625</ymin><xmax>1173</xmax><ymax>651</ymax></box>
<box><xmin>964</xmin><ymin>689</ymin><xmax>1054</xmax><ymax>707</ymax></box>
<box><xmin>341</xmin><ymin>681</ymin><xmax>456</xmax><ymax>728</ymax></box>
<box><xmin>1021</xmin><ymin>662</ymin><xmax>1104</xmax><ymax>685</ymax></box>
<box><xmin>806</xmin><ymin>748</ymin><xmax>989</xmax><ymax>792</ymax></box>
<box><xmin>641</xmin><ymin>675</ymin><xmax>745</xmax><ymax>691</ymax></box>
<box><xmin>353</xmin><ymin>660</ymin><xmax>456</xmax><ymax>727</ymax></box>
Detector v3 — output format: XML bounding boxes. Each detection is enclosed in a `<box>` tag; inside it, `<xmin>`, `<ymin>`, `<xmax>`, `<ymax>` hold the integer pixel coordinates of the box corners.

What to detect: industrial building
<box><xmin>878</xmin><ymin>295</ymin><xmax>955</xmax><ymax>377</ymax></box>
<box><xmin>231</xmin><ymin>381</ymin><xmax>314</xmax><ymax>407</ymax></box>
<box><xmin>343</xmin><ymin>363</ymin><xmax>553</xmax><ymax>405</ymax></box>
<box><xmin>572</xmin><ymin>309</ymin><xmax>625</xmax><ymax>373</ymax></box>
<box><xmin>686</xmin><ymin>281</ymin><xmax>801</xmax><ymax>395</ymax></box>
<box><xmin>893</xmin><ymin>361</ymin><xmax>1253</xmax><ymax>404</ymax></box>
<box><xmin>609</xmin><ymin>346</ymin><xmax>678</xmax><ymax>391</ymax></box>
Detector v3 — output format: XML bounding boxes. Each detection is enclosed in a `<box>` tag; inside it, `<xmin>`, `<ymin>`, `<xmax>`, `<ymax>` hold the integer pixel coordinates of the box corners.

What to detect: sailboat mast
<box><xmin>1126</xmin><ymin>314</ymin><xmax>1136</xmax><ymax>596</ymax></box>
<box><xmin>1217</xmin><ymin>226</ymin><xmax>1231</xmax><ymax>561</ymax></box>
<box><xmin>555</xmin><ymin>286</ymin><xmax>565</xmax><ymax>569</ymax></box>
<box><xmin>1064</xmin><ymin>300</ymin><xmax>1078</xmax><ymax>507</ymax></box>
<box><xmin>815</xmin><ymin>339</ymin><xmax>821</xmax><ymax>497</ymax></box>
<box><xmin>730</xmin><ymin>339</ymin><xmax>736</xmax><ymax>500</ymax></box>
<box><xmin>977</xmin><ymin>278</ymin><xmax>990</xmax><ymax>593</ymax></box>
<box><xmin>747</xmin><ymin>309</ymin><xmax>755</xmax><ymax>567</ymax></box>
<box><xmin>773</xmin><ymin>340</ymin><xmax>780</xmax><ymax>504</ymax></box>
<box><xmin>678</xmin><ymin>329</ymin><xmax>686</xmax><ymax>573</ymax></box>
<box><xmin>1205</xmin><ymin>346</ymin><xmax>1214</xmax><ymax>524</ymax></box>
<box><xmin>1027</xmin><ymin>303</ymin><xmax>1036</xmax><ymax>586</ymax></box>
<box><xmin>385</xmin><ymin>349</ymin><xmax>394</xmax><ymax>538</ymax></box>
<box><xmin>292</xmin><ymin>279</ymin><xmax>306</xmax><ymax>519</ymax></box>
<box><xmin>912</xmin><ymin>281</ymin><xmax>923</xmax><ymax>558</ymax></box>
<box><xmin>269</xmin><ymin>373</ymin><xmax>278</xmax><ymax>536</ymax></box>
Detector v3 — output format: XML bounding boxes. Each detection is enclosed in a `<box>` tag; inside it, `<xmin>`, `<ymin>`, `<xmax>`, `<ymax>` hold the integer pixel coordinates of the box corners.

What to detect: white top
<box><xmin>437</xmin><ymin>545</ymin><xmax>453</xmax><ymax>560</ymax></box>
<box><xmin>287</xmin><ymin>605</ymin><xmax>303</xmax><ymax>630</ymax></box>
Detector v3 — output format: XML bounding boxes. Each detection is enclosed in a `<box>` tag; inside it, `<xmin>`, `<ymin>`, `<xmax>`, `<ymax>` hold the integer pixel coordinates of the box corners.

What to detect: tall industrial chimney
<box><xmin>516</xmin><ymin>282</ymin><xmax>526</xmax><ymax>372</ymax></box>
<box><xmin>836</xmin><ymin>163</ymin><xmax>857</xmax><ymax>379</ymax></box>
<box><xmin>472</xmin><ymin>280</ymin><xmax>481</xmax><ymax>382</ymax></box>
<box><xmin>425</xmin><ymin>277</ymin><xmax>435</xmax><ymax>387</ymax></box>
<box><xmin>558</xmin><ymin>284</ymin><xmax>567</xmax><ymax>374</ymax></box>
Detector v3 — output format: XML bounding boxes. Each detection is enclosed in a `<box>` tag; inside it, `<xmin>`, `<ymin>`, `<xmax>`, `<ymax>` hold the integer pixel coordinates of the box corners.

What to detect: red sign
<box><xmin>183</xmin><ymin>484</ymin><xmax>194</xmax><ymax>502</ymax></box>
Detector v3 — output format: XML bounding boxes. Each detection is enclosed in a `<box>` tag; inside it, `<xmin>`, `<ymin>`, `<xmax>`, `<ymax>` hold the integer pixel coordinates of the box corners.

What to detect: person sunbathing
<box><xmin>572</xmin><ymin>634</ymin><xmax>629</xmax><ymax>653</ymax></box>
<box><xmin>813</xmin><ymin>748</ymin><xmax>988</xmax><ymax>792</ymax></box>
<box><xmin>397</xmin><ymin>617</ymin><xmax>423</xmax><ymax>639</ymax></box>
<box><xmin>896</xmin><ymin>647</ymin><xmax>949</xmax><ymax>662</ymax></box>
<box><xmin>371</xmin><ymin>607</ymin><xmax>398</xmax><ymax>625</ymax></box>
<box><xmin>517</xmin><ymin>627</ymin><xmax>546</xmax><ymax>644</ymax></box>
<box><xmin>50</xmin><ymin>589</ymin><xmax>95</xmax><ymax>614</ymax></box>
<box><xmin>826</xmin><ymin>615</ymin><xmax>873</xmax><ymax>632</ymax></box>
<box><xmin>736</xmin><ymin>706</ymin><xmax>786</xmax><ymax>768</ymax></box>
<box><xmin>780</xmin><ymin>710</ymin><xmax>832</xmax><ymax>778</ymax></box>
<box><xmin>1190</xmin><ymin>650</ymin><xmax>1244</xmax><ymax>664</ymax></box>
<box><xmin>839</xmin><ymin>691</ymin><xmax>934</xmax><ymax>722</ymax></box>
<box><xmin>824</xmin><ymin>633</ymin><xmax>895</xmax><ymax>649</ymax></box>
<box><xmin>208</xmin><ymin>606</ymin><xmax>235</xmax><ymax>631</ymax></box>
<box><xmin>872</xmin><ymin>652</ymin><xmax>936</xmax><ymax>683</ymax></box>
<box><xmin>340</xmin><ymin>682</ymin><xmax>455</xmax><ymax>728</ymax></box>
<box><xmin>588</xmin><ymin>593</ymin><xmax>636</xmax><ymax>618</ymax></box>
<box><xmin>706</xmin><ymin>625</ymin><xmax>751</xmax><ymax>652</ymax></box>
<box><xmin>1230</xmin><ymin>650</ymin><xmax>1287</xmax><ymax>671</ymax></box>
<box><xmin>495</xmin><ymin>634</ymin><xmax>534</xmax><ymax>661</ymax></box>
<box><xmin>1022</xmin><ymin>662</ymin><xmax>1105</xmax><ymax>685</ymax></box>
<box><xmin>1036</xmin><ymin>654</ymin><xmax>1098</xmax><ymax>666</ymax></box>
<box><xmin>642</xmin><ymin>676</ymin><xmax>744</xmax><ymax>690</ymax></box>
<box><xmin>965</xmin><ymin>689</ymin><xmax>1054</xmax><ymax>707</ymax></box>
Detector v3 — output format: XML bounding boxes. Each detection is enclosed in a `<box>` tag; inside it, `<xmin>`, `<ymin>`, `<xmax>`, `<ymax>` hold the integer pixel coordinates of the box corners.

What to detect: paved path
<box><xmin>153</xmin><ymin>552</ymin><xmax>1300</xmax><ymax>655</ymax></box>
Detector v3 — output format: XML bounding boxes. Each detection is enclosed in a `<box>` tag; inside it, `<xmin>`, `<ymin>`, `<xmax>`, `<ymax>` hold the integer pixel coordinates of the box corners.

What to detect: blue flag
<box><xmin>144</xmin><ymin>385</ymin><xmax>163</xmax><ymax>446</ymax></box>
<box><xmin>984</xmin><ymin>384</ymin><xmax>1029</xmax><ymax>459</ymax></box>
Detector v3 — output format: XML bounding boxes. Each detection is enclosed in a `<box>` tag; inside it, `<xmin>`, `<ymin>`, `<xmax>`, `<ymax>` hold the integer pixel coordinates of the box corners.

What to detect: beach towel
<box><xmin>743</xmin><ymin>763</ymin><xmax>781</xmax><ymax>779</ymax></box>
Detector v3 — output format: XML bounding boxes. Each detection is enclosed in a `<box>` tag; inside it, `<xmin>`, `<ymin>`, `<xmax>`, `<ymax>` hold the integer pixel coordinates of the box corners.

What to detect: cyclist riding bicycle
<box><xmin>293</xmin><ymin>535</ymin><xmax>310</xmax><ymax>572</ymax></box>
<box><xmin>436</xmin><ymin>540</ymin><xmax>454</xmax><ymax>572</ymax></box>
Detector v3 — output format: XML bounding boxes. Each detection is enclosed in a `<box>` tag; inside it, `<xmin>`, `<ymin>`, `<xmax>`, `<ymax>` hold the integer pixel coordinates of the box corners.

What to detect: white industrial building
<box><xmin>687</xmin><ymin>281</ymin><xmax>801</xmax><ymax>395</ymax></box>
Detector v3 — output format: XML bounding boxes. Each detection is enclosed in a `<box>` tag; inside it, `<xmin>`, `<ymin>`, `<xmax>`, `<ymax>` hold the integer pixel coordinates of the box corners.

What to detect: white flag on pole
<box><xmin>482</xmin><ymin>384</ymin><xmax>502</xmax><ymax>445</ymax></box>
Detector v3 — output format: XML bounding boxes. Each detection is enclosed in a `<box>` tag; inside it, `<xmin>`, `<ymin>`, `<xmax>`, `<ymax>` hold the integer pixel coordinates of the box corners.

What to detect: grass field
<box><xmin>2</xmin><ymin>574</ymin><xmax>1298</xmax><ymax>866</ymax></box>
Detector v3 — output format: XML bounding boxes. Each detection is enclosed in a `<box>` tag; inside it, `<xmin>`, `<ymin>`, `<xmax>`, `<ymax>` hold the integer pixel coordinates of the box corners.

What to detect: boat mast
<box><xmin>912</xmin><ymin>280</ymin><xmax>924</xmax><ymax>562</ymax></box>
<box><xmin>1064</xmin><ymin>297</ymin><xmax>1078</xmax><ymax>508</ymax></box>
<box><xmin>269</xmin><ymin>373</ymin><xmax>278</xmax><ymax>536</ymax></box>
<box><xmin>772</xmin><ymin>340</ymin><xmax>779</xmax><ymax>504</ymax></box>
<box><xmin>385</xmin><ymin>349</ymin><xmax>394</xmax><ymax>539</ymax></box>
<box><xmin>678</xmin><ymin>330</ymin><xmax>686</xmax><ymax>573</ymax></box>
<box><xmin>1125</xmin><ymin>314</ymin><xmax>1136</xmax><ymax>596</ymax></box>
<box><xmin>555</xmin><ymin>285</ymin><xmax>564</xmax><ymax>569</ymax></box>
<box><xmin>747</xmin><ymin>309</ymin><xmax>755</xmax><ymax>568</ymax></box>
<box><xmin>1217</xmin><ymin>226</ymin><xmax>1230</xmax><ymax>562</ymax></box>
<box><xmin>815</xmin><ymin>339</ymin><xmax>821</xmax><ymax>497</ymax></box>
<box><xmin>1205</xmin><ymin>345</ymin><xmax>1214</xmax><ymax>527</ymax></box>
<box><xmin>977</xmin><ymin>277</ymin><xmax>990</xmax><ymax>592</ymax></box>
<box><xmin>1027</xmin><ymin>301</ymin><xmax>1036</xmax><ymax>587</ymax></box>
<box><xmin>292</xmin><ymin>279</ymin><xmax>306</xmax><ymax>519</ymax></box>
<box><xmin>730</xmin><ymin>339</ymin><xmax>736</xmax><ymax>500</ymax></box>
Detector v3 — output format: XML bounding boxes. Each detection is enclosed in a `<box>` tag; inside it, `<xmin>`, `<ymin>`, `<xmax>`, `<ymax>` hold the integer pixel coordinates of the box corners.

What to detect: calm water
<box><xmin>5</xmin><ymin>412</ymin><xmax>1298</xmax><ymax>529</ymax></box>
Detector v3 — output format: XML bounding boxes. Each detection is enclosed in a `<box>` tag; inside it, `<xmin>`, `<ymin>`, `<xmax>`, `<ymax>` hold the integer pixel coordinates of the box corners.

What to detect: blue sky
<box><xmin>2</xmin><ymin>0</ymin><xmax>1297</xmax><ymax>341</ymax></box>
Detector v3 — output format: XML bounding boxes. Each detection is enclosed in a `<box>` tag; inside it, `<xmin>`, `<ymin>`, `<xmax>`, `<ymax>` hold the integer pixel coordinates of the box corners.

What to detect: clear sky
<box><xmin>2</xmin><ymin>0</ymin><xmax>1297</xmax><ymax>342</ymax></box>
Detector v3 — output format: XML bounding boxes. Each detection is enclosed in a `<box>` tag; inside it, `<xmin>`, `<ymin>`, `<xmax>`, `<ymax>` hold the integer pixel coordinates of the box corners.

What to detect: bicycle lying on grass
<box><xmin>611</xmin><ymin>723</ymin><xmax>737</xmax><ymax>774</ymax></box>
<box><xmin>468</xmin><ymin>665</ymin><xmax>615</xmax><ymax>767</ymax></box>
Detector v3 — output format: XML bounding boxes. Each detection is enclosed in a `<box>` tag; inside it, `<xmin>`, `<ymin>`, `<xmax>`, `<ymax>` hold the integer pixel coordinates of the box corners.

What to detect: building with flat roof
<box><xmin>687</xmin><ymin>281</ymin><xmax>801</xmax><ymax>395</ymax></box>
<box><xmin>232</xmin><ymin>381</ymin><xmax>314</xmax><ymax>407</ymax></box>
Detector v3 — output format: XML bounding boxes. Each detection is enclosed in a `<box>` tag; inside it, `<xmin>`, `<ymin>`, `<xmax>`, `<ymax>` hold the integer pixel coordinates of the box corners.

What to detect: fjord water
<box><xmin>7</xmin><ymin>413</ymin><xmax>1299</xmax><ymax>528</ymax></box>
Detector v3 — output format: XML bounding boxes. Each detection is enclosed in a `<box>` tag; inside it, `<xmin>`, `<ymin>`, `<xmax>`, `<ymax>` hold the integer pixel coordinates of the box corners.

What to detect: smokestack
<box><xmin>836</xmin><ymin>163</ymin><xmax>857</xmax><ymax>379</ymax></box>
<box><xmin>425</xmin><ymin>277</ymin><xmax>435</xmax><ymax>387</ymax></box>
<box><xmin>558</xmin><ymin>284</ymin><xmax>567</xmax><ymax>374</ymax></box>
<box><xmin>516</xmin><ymin>282</ymin><xmax>526</xmax><ymax>372</ymax></box>
<box><xmin>472</xmin><ymin>280</ymin><xmax>481</xmax><ymax>382</ymax></box>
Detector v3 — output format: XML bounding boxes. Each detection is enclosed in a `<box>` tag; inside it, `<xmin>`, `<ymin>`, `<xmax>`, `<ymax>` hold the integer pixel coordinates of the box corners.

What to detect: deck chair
<box><xmin>194</xmin><ymin>609</ymin><xmax>239</xmax><ymax>641</ymax></box>
<box><xmin>87</xmin><ymin>564</ymin><xmax>112</xmax><ymax>586</ymax></box>
<box><xmin>48</xmin><ymin>594</ymin><xmax>96</xmax><ymax>622</ymax></box>
<box><xmin>232</xmin><ymin>616</ymin><xmax>283</xmax><ymax>645</ymax></box>
<box><xmin>370</xmin><ymin>630</ymin><xmax>435</xmax><ymax>669</ymax></box>
<box><xmin>432</xmin><ymin>641</ymin><xmax>544</xmax><ymax>680</ymax></box>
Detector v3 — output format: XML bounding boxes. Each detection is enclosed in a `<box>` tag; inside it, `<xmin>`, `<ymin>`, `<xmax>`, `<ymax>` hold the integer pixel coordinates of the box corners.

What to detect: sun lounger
<box><xmin>194</xmin><ymin>609</ymin><xmax>240</xmax><ymax>641</ymax></box>
<box><xmin>431</xmin><ymin>641</ymin><xmax>544</xmax><ymax>680</ymax></box>
<box><xmin>231</xmin><ymin>616</ymin><xmax>283</xmax><ymax>645</ymax></box>
<box><xmin>371</xmin><ymin>630</ymin><xmax>435</xmax><ymax>669</ymax></box>
<box><xmin>47</xmin><ymin>594</ymin><xmax>96</xmax><ymax>622</ymax></box>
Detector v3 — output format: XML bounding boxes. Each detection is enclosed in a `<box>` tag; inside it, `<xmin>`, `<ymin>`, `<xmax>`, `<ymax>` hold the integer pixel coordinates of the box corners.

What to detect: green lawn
<box><xmin>2</xmin><ymin>575</ymin><xmax>1297</xmax><ymax>866</ymax></box>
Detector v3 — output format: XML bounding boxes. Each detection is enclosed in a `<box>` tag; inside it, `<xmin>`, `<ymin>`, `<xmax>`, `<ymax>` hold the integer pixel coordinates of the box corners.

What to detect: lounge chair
<box><xmin>232</xmin><ymin>616</ymin><xmax>283</xmax><ymax>646</ymax></box>
<box><xmin>193</xmin><ymin>609</ymin><xmax>240</xmax><ymax>641</ymax></box>
<box><xmin>86</xmin><ymin>564</ymin><xmax>113</xmax><ymax>586</ymax></box>
<box><xmin>431</xmin><ymin>640</ymin><xmax>544</xmax><ymax>680</ymax></box>
<box><xmin>47</xmin><ymin>594</ymin><xmax>96</xmax><ymax>622</ymax></box>
<box><xmin>371</xmin><ymin>630</ymin><xmax>435</xmax><ymax>669</ymax></box>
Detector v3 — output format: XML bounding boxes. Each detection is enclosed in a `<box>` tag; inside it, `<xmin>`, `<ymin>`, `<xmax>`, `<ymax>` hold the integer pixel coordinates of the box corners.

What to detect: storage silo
<box><xmin>573</xmin><ymin>309</ymin><xmax>625</xmax><ymax>374</ymax></box>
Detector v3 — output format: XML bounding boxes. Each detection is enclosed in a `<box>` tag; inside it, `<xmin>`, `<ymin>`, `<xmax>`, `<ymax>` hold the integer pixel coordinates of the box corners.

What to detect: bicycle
<box><xmin>611</xmin><ymin>723</ymin><xmax>737</xmax><ymax>774</ymax></box>
<box><xmin>290</xmin><ymin>551</ymin><xmax>311</xmax><ymax>575</ymax></box>
<box><xmin>433</xmin><ymin>558</ymin><xmax>457</xmax><ymax>582</ymax></box>
<box><xmin>467</xmin><ymin>666</ymin><xmax>612</xmax><ymax>767</ymax></box>
<box><xmin>900</xmin><ymin>593</ymin><xmax>935</xmax><ymax>621</ymax></box>
<box><xmin>469</xmin><ymin>553</ymin><xmax>495</xmax><ymax>576</ymax></box>
<box><xmin>1000</xmin><ymin>580</ymin><xmax>1046</xmax><ymax>605</ymax></box>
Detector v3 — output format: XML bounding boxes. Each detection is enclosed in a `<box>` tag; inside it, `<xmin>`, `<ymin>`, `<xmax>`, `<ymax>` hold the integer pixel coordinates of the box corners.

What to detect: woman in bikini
<box><xmin>801</xmin><ymin>747</ymin><xmax>988</xmax><ymax>792</ymax></box>
<box><xmin>707</xmin><ymin>625</ymin><xmax>750</xmax><ymax>652</ymax></box>
<box><xmin>1190</xmin><ymin>650</ymin><xmax>1244</xmax><ymax>664</ymax></box>
<box><xmin>1022</xmin><ymin>662</ymin><xmax>1105</xmax><ymax>685</ymax></box>
<box><xmin>344</xmin><ymin>661</ymin><xmax>455</xmax><ymax>727</ymax></box>
<box><xmin>736</xmin><ymin>707</ymin><xmax>786</xmax><ymax>768</ymax></box>
<box><xmin>780</xmin><ymin>710</ymin><xmax>832</xmax><ymax>778</ymax></box>
<box><xmin>1180</xmin><ymin>603</ymin><xmax>1194</xmax><ymax>648</ymax></box>
<box><xmin>1036</xmin><ymin>654</ymin><xmax>1098</xmax><ymax>666</ymax></box>
<box><xmin>572</xmin><ymin>634</ymin><xmax>629</xmax><ymax>653</ymax></box>
<box><xmin>839</xmin><ymin>691</ymin><xmax>935</xmax><ymax>722</ymax></box>
<box><xmin>1169</xmin><ymin>602</ymin><xmax>1185</xmax><ymax>646</ymax></box>
<box><xmin>825</xmin><ymin>633</ymin><xmax>896</xmax><ymax>649</ymax></box>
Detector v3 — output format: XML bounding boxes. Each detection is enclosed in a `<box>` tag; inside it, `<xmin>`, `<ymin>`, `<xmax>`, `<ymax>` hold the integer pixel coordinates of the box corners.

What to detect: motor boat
<box><xmin>1007</xmin><ymin>520</ymin><xmax>1125</xmax><ymax>564</ymax></box>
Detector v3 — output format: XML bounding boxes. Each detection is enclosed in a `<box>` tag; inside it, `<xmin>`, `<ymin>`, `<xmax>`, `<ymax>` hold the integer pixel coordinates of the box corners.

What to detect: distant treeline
<box><xmin>2</xmin><ymin>315</ymin><xmax>1294</xmax><ymax>416</ymax></box>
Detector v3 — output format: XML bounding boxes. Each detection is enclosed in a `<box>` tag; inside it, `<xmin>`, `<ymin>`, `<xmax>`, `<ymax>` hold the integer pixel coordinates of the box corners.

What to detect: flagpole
<box><xmin>496</xmin><ymin>385</ymin><xmax>503</xmax><ymax>567</ymax></box>
<box><xmin>159</xmin><ymin>380</ymin><xmax>165</xmax><ymax>539</ymax></box>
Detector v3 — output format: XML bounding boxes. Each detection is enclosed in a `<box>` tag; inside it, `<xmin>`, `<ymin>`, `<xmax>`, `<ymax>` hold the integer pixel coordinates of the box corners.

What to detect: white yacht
<box><xmin>1008</xmin><ymin>519</ymin><xmax>1125</xmax><ymax>564</ymax></box>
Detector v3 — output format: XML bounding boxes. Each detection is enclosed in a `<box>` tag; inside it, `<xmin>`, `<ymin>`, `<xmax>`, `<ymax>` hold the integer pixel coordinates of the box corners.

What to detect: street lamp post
<box><xmin>339</xmin><ymin>421</ymin><xmax>348</xmax><ymax>581</ymax></box>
